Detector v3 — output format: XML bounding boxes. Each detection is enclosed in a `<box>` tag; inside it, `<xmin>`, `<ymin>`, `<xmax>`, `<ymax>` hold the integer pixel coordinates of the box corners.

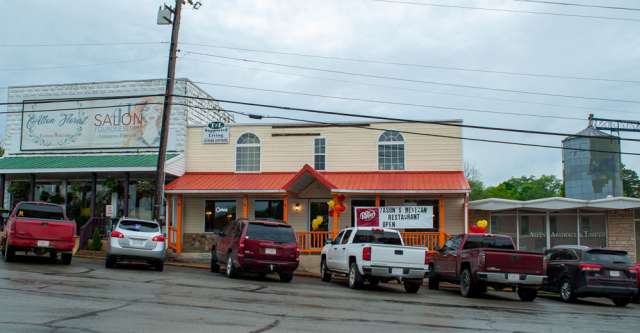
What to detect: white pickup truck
<box><xmin>320</xmin><ymin>227</ymin><xmax>429</xmax><ymax>293</ymax></box>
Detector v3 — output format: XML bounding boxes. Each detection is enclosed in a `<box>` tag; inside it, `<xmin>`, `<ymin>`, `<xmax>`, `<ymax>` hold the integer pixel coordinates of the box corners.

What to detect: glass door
<box><xmin>309</xmin><ymin>200</ymin><xmax>329</xmax><ymax>232</ymax></box>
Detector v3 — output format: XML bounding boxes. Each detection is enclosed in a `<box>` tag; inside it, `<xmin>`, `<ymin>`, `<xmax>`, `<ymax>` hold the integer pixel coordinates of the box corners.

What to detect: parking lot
<box><xmin>0</xmin><ymin>257</ymin><xmax>637</xmax><ymax>333</ymax></box>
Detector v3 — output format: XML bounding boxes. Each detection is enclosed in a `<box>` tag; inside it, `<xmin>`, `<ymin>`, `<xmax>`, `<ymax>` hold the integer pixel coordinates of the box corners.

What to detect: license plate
<box><xmin>37</xmin><ymin>240</ymin><xmax>50</xmax><ymax>248</ymax></box>
<box><xmin>508</xmin><ymin>273</ymin><xmax>520</xmax><ymax>282</ymax></box>
<box><xmin>265</xmin><ymin>248</ymin><xmax>276</xmax><ymax>255</ymax></box>
<box><xmin>392</xmin><ymin>268</ymin><xmax>404</xmax><ymax>275</ymax></box>
<box><xmin>130</xmin><ymin>240</ymin><xmax>145</xmax><ymax>247</ymax></box>
<box><xmin>610</xmin><ymin>270</ymin><xmax>621</xmax><ymax>277</ymax></box>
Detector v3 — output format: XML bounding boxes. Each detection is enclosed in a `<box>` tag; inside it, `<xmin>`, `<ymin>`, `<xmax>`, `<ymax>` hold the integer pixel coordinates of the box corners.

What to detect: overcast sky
<box><xmin>1</xmin><ymin>0</ymin><xmax>639</xmax><ymax>185</ymax></box>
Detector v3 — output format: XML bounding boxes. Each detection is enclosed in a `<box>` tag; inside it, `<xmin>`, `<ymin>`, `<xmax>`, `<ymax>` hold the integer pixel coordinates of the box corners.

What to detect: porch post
<box><xmin>283</xmin><ymin>194</ymin><xmax>289</xmax><ymax>223</ymax></box>
<box><xmin>375</xmin><ymin>193</ymin><xmax>380</xmax><ymax>208</ymax></box>
<box><xmin>242</xmin><ymin>194</ymin><xmax>249</xmax><ymax>218</ymax></box>
<box><xmin>166</xmin><ymin>193</ymin><xmax>172</xmax><ymax>245</ymax></box>
<box><xmin>0</xmin><ymin>174</ymin><xmax>5</xmax><ymax>208</ymax></box>
<box><xmin>332</xmin><ymin>193</ymin><xmax>340</xmax><ymax>238</ymax></box>
<box><xmin>438</xmin><ymin>196</ymin><xmax>445</xmax><ymax>246</ymax></box>
<box><xmin>464</xmin><ymin>193</ymin><xmax>469</xmax><ymax>234</ymax></box>
<box><xmin>29</xmin><ymin>173</ymin><xmax>36</xmax><ymax>201</ymax></box>
<box><xmin>176</xmin><ymin>194</ymin><xmax>183</xmax><ymax>253</ymax></box>
<box><xmin>123</xmin><ymin>172</ymin><xmax>130</xmax><ymax>217</ymax></box>
<box><xmin>90</xmin><ymin>173</ymin><xmax>97</xmax><ymax>219</ymax></box>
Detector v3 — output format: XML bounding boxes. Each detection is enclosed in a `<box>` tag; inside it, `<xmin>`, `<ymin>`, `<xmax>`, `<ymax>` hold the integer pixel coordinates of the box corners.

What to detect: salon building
<box><xmin>469</xmin><ymin>198</ymin><xmax>640</xmax><ymax>262</ymax></box>
<box><xmin>164</xmin><ymin>120</ymin><xmax>470</xmax><ymax>254</ymax></box>
<box><xmin>0</xmin><ymin>79</ymin><xmax>233</xmax><ymax>244</ymax></box>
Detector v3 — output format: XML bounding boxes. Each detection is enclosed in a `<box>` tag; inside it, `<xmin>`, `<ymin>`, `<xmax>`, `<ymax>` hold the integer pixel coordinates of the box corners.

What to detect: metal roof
<box><xmin>0</xmin><ymin>154</ymin><xmax>178</xmax><ymax>174</ymax></box>
<box><xmin>470</xmin><ymin>196</ymin><xmax>640</xmax><ymax>211</ymax></box>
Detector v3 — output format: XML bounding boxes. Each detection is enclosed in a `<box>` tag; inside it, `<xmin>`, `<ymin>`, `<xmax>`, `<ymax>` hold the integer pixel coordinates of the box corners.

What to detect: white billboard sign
<box><xmin>20</xmin><ymin>96</ymin><xmax>164</xmax><ymax>150</ymax></box>
<box><xmin>355</xmin><ymin>206</ymin><xmax>434</xmax><ymax>229</ymax></box>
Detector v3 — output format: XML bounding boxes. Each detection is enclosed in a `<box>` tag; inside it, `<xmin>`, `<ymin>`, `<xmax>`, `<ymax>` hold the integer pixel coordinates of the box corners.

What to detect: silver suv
<box><xmin>105</xmin><ymin>218</ymin><xmax>166</xmax><ymax>271</ymax></box>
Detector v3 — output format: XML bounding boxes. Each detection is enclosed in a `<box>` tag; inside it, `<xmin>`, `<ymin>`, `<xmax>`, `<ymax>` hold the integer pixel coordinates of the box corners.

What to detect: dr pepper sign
<box><xmin>355</xmin><ymin>206</ymin><xmax>434</xmax><ymax>229</ymax></box>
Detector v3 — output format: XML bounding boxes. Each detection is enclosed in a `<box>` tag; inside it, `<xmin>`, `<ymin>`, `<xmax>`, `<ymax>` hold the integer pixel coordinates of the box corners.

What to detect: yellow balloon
<box><xmin>327</xmin><ymin>200</ymin><xmax>335</xmax><ymax>209</ymax></box>
<box><xmin>476</xmin><ymin>219</ymin><xmax>488</xmax><ymax>229</ymax></box>
<box><xmin>311</xmin><ymin>216</ymin><xmax>324</xmax><ymax>231</ymax></box>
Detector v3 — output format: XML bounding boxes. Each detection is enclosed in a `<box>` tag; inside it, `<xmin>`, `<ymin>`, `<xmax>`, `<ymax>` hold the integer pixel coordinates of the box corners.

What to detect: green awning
<box><xmin>0</xmin><ymin>154</ymin><xmax>178</xmax><ymax>173</ymax></box>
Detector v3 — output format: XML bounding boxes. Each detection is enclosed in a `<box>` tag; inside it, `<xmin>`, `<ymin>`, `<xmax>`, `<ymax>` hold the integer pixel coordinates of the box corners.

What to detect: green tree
<box><xmin>481</xmin><ymin>175</ymin><xmax>563</xmax><ymax>201</ymax></box>
<box><xmin>622</xmin><ymin>166</ymin><xmax>640</xmax><ymax>198</ymax></box>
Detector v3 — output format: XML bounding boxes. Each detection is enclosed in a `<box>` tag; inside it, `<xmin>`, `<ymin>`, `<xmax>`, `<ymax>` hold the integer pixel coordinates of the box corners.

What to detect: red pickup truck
<box><xmin>0</xmin><ymin>202</ymin><xmax>76</xmax><ymax>264</ymax></box>
<box><xmin>427</xmin><ymin>233</ymin><xmax>545</xmax><ymax>301</ymax></box>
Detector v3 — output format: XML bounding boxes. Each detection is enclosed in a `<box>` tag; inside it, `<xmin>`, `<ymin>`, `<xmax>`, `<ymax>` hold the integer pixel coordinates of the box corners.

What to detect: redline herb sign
<box><xmin>355</xmin><ymin>206</ymin><xmax>434</xmax><ymax>229</ymax></box>
<box><xmin>21</xmin><ymin>96</ymin><xmax>164</xmax><ymax>150</ymax></box>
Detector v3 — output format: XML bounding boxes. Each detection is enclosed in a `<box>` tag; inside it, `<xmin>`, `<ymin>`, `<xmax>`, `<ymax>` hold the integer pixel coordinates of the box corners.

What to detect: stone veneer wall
<box><xmin>607</xmin><ymin>209</ymin><xmax>636</xmax><ymax>262</ymax></box>
<box><xmin>183</xmin><ymin>233</ymin><xmax>219</xmax><ymax>253</ymax></box>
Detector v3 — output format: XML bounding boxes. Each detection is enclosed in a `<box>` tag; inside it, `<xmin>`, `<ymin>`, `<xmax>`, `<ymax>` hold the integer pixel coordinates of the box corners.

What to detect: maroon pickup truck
<box><xmin>427</xmin><ymin>234</ymin><xmax>545</xmax><ymax>301</ymax></box>
<box><xmin>0</xmin><ymin>202</ymin><xmax>76</xmax><ymax>264</ymax></box>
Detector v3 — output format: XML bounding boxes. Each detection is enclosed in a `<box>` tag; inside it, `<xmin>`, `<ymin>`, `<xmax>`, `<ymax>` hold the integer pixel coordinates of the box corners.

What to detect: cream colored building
<box><xmin>165</xmin><ymin>121</ymin><xmax>470</xmax><ymax>253</ymax></box>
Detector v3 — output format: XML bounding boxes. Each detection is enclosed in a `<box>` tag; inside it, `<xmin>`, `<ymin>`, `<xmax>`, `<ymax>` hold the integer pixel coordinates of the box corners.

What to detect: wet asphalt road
<box><xmin>0</xmin><ymin>256</ymin><xmax>638</xmax><ymax>333</ymax></box>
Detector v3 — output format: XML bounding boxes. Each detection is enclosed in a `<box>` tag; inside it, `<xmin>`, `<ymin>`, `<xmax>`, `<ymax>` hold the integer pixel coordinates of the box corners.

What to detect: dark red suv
<box><xmin>210</xmin><ymin>219</ymin><xmax>299</xmax><ymax>282</ymax></box>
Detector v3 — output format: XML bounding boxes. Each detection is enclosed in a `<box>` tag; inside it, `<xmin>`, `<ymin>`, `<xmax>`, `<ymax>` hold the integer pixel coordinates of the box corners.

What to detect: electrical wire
<box><xmin>512</xmin><ymin>0</ymin><xmax>640</xmax><ymax>12</ymax></box>
<box><xmin>0</xmin><ymin>41</ymin><xmax>168</xmax><ymax>48</ymax></box>
<box><xmin>0</xmin><ymin>56</ymin><xmax>164</xmax><ymax>72</ymax></box>
<box><xmin>180</xmin><ymin>41</ymin><xmax>640</xmax><ymax>85</ymax></box>
<box><xmin>370</xmin><ymin>0</ymin><xmax>640</xmax><ymax>23</ymax></box>
<box><xmin>183</xmin><ymin>51</ymin><xmax>640</xmax><ymax>104</ymax></box>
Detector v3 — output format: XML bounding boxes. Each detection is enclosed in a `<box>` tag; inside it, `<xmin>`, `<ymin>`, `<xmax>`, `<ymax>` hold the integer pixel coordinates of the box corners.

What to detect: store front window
<box><xmin>126</xmin><ymin>180</ymin><xmax>155</xmax><ymax>220</ymax></box>
<box><xmin>519</xmin><ymin>213</ymin><xmax>547</xmax><ymax>252</ymax></box>
<box><xmin>35</xmin><ymin>183</ymin><xmax>64</xmax><ymax>204</ymax></box>
<box><xmin>67</xmin><ymin>182</ymin><xmax>92</xmax><ymax>227</ymax></box>
<box><xmin>490</xmin><ymin>213</ymin><xmax>517</xmax><ymax>241</ymax></box>
<box><xmin>550</xmin><ymin>212</ymin><xmax>578</xmax><ymax>247</ymax></box>
<box><xmin>205</xmin><ymin>200</ymin><xmax>237</xmax><ymax>232</ymax></box>
<box><xmin>579</xmin><ymin>213</ymin><xmax>606</xmax><ymax>248</ymax></box>
<box><xmin>254</xmin><ymin>200</ymin><xmax>283</xmax><ymax>220</ymax></box>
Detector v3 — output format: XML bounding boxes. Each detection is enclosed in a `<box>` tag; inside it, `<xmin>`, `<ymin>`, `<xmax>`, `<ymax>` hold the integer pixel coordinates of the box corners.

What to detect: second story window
<box><xmin>314</xmin><ymin>137</ymin><xmax>326</xmax><ymax>170</ymax></box>
<box><xmin>236</xmin><ymin>133</ymin><xmax>260</xmax><ymax>172</ymax></box>
<box><xmin>378</xmin><ymin>130</ymin><xmax>405</xmax><ymax>170</ymax></box>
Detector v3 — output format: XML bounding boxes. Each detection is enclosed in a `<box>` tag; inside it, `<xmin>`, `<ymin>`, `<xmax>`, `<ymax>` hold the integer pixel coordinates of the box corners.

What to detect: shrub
<box><xmin>88</xmin><ymin>228</ymin><xmax>103</xmax><ymax>251</ymax></box>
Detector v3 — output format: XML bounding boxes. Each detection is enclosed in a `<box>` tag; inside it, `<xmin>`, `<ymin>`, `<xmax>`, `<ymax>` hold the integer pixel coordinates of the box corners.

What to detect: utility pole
<box><xmin>153</xmin><ymin>0</ymin><xmax>201</xmax><ymax>221</ymax></box>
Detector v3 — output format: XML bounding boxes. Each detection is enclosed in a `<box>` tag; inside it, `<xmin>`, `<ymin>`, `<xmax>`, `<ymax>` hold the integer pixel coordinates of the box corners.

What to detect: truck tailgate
<box><xmin>14</xmin><ymin>218</ymin><xmax>75</xmax><ymax>242</ymax></box>
<box><xmin>484</xmin><ymin>249</ymin><xmax>544</xmax><ymax>275</ymax></box>
<box><xmin>370</xmin><ymin>245</ymin><xmax>426</xmax><ymax>268</ymax></box>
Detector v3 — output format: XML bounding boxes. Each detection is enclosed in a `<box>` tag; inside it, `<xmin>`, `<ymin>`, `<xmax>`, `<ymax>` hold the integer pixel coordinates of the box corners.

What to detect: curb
<box><xmin>75</xmin><ymin>254</ymin><xmax>321</xmax><ymax>278</ymax></box>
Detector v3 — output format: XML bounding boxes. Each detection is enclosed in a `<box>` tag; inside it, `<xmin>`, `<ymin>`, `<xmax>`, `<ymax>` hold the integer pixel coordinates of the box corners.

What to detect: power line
<box><xmin>0</xmin><ymin>41</ymin><xmax>167</xmax><ymax>48</ymax></box>
<box><xmin>181</xmin><ymin>41</ymin><xmax>640</xmax><ymax>85</ymax></box>
<box><xmin>370</xmin><ymin>0</ymin><xmax>640</xmax><ymax>23</ymax></box>
<box><xmin>183</xmin><ymin>56</ymin><xmax>638</xmax><ymax>118</ymax></box>
<box><xmin>189</xmin><ymin>80</ymin><xmax>585</xmax><ymax>121</ymax></box>
<box><xmin>175</xmin><ymin>94</ymin><xmax>640</xmax><ymax>143</ymax></box>
<box><xmin>0</xmin><ymin>56</ymin><xmax>164</xmax><ymax>72</ymax></box>
<box><xmin>512</xmin><ymin>0</ymin><xmax>640</xmax><ymax>12</ymax></box>
<box><xmin>184</xmin><ymin>51</ymin><xmax>640</xmax><ymax>104</ymax></box>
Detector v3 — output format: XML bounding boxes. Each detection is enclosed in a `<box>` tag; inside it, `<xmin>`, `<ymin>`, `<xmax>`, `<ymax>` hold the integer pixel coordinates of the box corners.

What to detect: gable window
<box><xmin>314</xmin><ymin>137</ymin><xmax>326</xmax><ymax>170</ymax></box>
<box><xmin>236</xmin><ymin>133</ymin><xmax>260</xmax><ymax>172</ymax></box>
<box><xmin>378</xmin><ymin>130</ymin><xmax>405</xmax><ymax>170</ymax></box>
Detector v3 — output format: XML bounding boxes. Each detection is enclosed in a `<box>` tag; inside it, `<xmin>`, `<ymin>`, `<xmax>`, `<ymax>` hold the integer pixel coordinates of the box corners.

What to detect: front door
<box><xmin>309</xmin><ymin>201</ymin><xmax>329</xmax><ymax>232</ymax></box>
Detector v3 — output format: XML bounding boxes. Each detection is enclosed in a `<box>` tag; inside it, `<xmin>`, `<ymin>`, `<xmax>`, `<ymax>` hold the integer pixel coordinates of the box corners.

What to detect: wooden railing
<box><xmin>296</xmin><ymin>231</ymin><xmax>444</xmax><ymax>254</ymax></box>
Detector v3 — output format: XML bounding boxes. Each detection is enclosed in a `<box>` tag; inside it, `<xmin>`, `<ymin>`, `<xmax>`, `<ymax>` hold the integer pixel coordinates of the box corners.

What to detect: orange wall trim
<box><xmin>438</xmin><ymin>196</ymin><xmax>445</xmax><ymax>247</ymax></box>
<box><xmin>177</xmin><ymin>194</ymin><xmax>183</xmax><ymax>253</ymax></box>
<box><xmin>283</xmin><ymin>194</ymin><xmax>289</xmax><ymax>223</ymax></box>
<box><xmin>242</xmin><ymin>194</ymin><xmax>249</xmax><ymax>218</ymax></box>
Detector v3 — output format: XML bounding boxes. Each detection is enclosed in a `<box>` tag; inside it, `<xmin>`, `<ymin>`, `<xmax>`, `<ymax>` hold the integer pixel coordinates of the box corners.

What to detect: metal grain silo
<box><xmin>562</xmin><ymin>126</ymin><xmax>623</xmax><ymax>200</ymax></box>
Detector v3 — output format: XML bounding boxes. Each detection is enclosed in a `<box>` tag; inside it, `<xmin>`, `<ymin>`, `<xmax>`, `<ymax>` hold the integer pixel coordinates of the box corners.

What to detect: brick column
<box><xmin>607</xmin><ymin>209</ymin><xmax>636</xmax><ymax>262</ymax></box>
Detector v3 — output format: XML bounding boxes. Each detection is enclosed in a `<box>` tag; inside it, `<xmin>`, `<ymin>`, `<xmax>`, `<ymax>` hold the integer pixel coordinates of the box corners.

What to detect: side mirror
<box><xmin>324</xmin><ymin>239</ymin><xmax>333</xmax><ymax>246</ymax></box>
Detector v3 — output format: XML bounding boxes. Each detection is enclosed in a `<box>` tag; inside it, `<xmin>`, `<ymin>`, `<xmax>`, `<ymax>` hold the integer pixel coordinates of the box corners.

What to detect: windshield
<box><xmin>352</xmin><ymin>230</ymin><xmax>402</xmax><ymax>245</ymax></box>
<box><xmin>463</xmin><ymin>235</ymin><xmax>515</xmax><ymax>250</ymax></box>
<box><xmin>246</xmin><ymin>223</ymin><xmax>295</xmax><ymax>243</ymax></box>
<box><xmin>118</xmin><ymin>220</ymin><xmax>160</xmax><ymax>233</ymax></box>
<box><xmin>15</xmin><ymin>203</ymin><xmax>65</xmax><ymax>221</ymax></box>
<box><xmin>584</xmin><ymin>250</ymin><xmax>632</xmax><ymax>265</ymax></box>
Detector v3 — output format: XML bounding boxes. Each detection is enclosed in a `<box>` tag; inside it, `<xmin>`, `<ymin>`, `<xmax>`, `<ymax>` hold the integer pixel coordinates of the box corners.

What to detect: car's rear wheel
<box><xmin>404</xmin><ymin>280</ymin><xmax>421</xmax><ymax>293</ymax></box>
<box><xmin>105</xmin><ymin>255</ymin><xmax>116</xmax><ymax>269</ymax></box>
<box><xmin>460</xmin><ymin>268</ymin><xmax>477</xmax><ymax>298</ymax></box>
<box><xmin>3</xmin><ymin>242</ymin><xmax>15</xmax><ymax>262</ymax></box>
<box><xmin>560</xmin><ymin>278</ymin><xmax>576</xmax><ymax>303</ymax></box>
<box><xmin>210</xmin><ymin>249</ymin><xmax>219</xmax><ymax>273</ymax></box>
<box><xmin>154</xmin><ymin>261</ymin><xmax>164</xmax><ymax>272</ymax></box>
<box><xmin>348</xmin><ymin>262</ymin><xmax>364</xmax><ymax>289</ymax></box>
<box><xmin>61</xmin><ymin>253</ymin><xmax>72</xmax><ymax>265</ymax></box>
<box><xmin>279</xmin><ymin>272</ymin><xmax>293</xmax><ymax>283</ymax></box>
<box><xmin>517</xmin><ymin>287</ymin><xmax>537</xmax><ymax>302</ymax></box>
<box><xmin>320</xmin><ymin>258</ymin><xmax>331</xmax><ymax>282</ymax></box>
<box><xmin>612</xmin><ymin>297</ymin><xmax>631</xmax><ymax>307</ymax></box>
<box><xmin>428</xmin><ymin>266</ymin><xmax>440</xmax><ymax>290</ymax></box>
<box><xmin>226</xmin><ymin>256</ymin><xmax>237</xmax><ymax>278</ymax></box>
